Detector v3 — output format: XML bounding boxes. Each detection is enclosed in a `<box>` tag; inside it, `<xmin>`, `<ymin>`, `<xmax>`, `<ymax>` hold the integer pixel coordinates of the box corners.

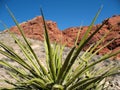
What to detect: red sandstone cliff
<box><xmin>9</xmin><ymin>15</ymin><xmax>120</xmax><ymax>60</ymax></box>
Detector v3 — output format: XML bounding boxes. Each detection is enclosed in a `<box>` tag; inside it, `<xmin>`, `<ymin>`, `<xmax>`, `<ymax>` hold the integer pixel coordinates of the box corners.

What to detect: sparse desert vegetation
<box><xmin>0</xmin><ymin>7</ymin><xmax>120</xmax><ymax>90</ymax></box>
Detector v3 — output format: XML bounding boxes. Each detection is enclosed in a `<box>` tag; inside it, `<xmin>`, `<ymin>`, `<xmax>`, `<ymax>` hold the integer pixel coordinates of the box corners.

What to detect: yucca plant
<box><xmin>0</xmin><ymin>7</ymin><xmax>120</xmax><ymax>90</ymax></box>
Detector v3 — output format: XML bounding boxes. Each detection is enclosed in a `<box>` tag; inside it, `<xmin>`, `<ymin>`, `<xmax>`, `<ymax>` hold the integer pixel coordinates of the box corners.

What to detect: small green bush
<box><xmin>0</xmin><ymin>7</ymin><xmax>120</xmax><ymax>90</ymax></box>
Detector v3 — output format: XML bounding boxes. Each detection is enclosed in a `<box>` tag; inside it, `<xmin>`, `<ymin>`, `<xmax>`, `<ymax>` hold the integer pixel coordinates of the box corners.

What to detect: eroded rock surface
<box><xmin>8</xmin><ymin>15</ymin><xmax>120</xmax><ymax>60</ymax></box>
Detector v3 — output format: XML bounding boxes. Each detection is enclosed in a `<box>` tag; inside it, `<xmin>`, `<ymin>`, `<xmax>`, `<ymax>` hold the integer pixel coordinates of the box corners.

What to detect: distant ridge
<box><xmin>8</xmin><ymin>15</ymin><xmax>120</xmax><ymax>60</ymax></box>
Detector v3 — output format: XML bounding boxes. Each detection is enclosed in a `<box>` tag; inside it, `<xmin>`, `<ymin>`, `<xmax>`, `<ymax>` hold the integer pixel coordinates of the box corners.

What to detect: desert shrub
<box><xmin>0</xmin><ymin>7</ymin><xmax>120</xmax><ymax>90</ymax></box>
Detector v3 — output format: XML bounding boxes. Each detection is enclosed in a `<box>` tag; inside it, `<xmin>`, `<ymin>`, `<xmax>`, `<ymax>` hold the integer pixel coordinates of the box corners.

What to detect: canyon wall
<box><xmin>9</xmin><ymin>15</ymin><xmax>120</xmax><ymax>60</ymax></box>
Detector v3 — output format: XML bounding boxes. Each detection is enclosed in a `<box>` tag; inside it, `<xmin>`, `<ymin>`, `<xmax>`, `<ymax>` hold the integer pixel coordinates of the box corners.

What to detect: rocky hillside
<box><xmin>0</xmin><ymin>16</ymin><xmax>120</xmax><ymax>89</ymax></box>
<box><xmin>8</xmin><ymin>15</ymin><xmax>120</xmax><ymax>60</ymax></box>
<box><xmin>0</xmin><ymin>32</ymin><xmax>120</xmax><ymax>89</ymax></box>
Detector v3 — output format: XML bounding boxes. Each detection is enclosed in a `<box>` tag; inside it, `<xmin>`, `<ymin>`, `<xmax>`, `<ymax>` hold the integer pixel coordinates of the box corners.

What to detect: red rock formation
<box><xmin>9</xmin><ymin>15</ymin><xmax>120</xmax><ymax>60</ymax></box>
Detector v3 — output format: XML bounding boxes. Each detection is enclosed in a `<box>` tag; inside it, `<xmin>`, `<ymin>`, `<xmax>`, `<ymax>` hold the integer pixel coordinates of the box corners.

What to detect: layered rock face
<box><xmin>9</xmin><ymin>15</ymin><xmax>120</xmax><ymax>60</ymax></box>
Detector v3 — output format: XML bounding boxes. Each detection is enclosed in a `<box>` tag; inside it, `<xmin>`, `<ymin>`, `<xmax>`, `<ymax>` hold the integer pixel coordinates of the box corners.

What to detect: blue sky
<box><xmin>0</xmin><ymin>0</ymin><xmax>120</xmax><ymax>31</ymax></box>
